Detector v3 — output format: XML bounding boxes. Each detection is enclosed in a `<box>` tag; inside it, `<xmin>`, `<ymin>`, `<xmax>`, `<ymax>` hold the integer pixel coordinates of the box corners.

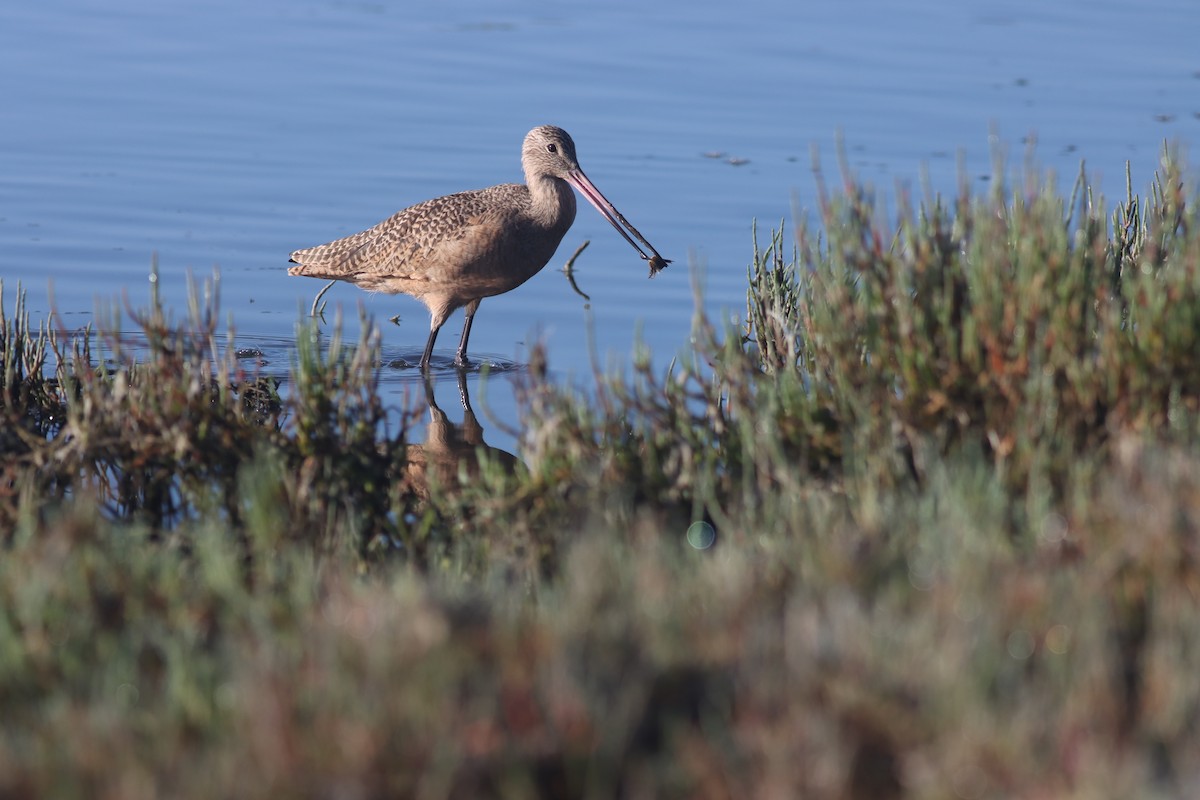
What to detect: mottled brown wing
<box><xmin>289</xmin><ymin>185</ymin><xmax>524</xmax><ymax>281</ymax></box>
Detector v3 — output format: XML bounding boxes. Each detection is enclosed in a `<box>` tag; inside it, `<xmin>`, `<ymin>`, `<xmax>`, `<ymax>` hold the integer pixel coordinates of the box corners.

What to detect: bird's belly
<box><xmin>468</xmin><ymin>249</ymin><xmax>558</xmax><ymax>297</ymax></box>
<box><xmin>433</xmin><ymin>225</ymin><xmax>567</xmax><ymax>298</ymax></box>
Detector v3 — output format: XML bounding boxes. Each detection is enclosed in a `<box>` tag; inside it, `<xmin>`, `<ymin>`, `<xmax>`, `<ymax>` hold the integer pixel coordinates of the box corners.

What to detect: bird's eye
<box><xmin>546</xmin><ymin>143</ymin><xmax>558</xmax><ymax>153</ymax></box>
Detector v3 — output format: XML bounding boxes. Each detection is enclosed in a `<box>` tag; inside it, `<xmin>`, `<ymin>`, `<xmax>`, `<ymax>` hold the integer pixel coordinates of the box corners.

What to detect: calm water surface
<box><xmin>2</xmin><ymin>0</ymin><xmax>1197</xmax><ymax>447</ymax></box>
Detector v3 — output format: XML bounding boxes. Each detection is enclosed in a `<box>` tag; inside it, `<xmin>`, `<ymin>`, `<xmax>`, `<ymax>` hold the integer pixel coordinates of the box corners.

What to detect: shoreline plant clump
<box><xmin>2</xmin><ymin>151</ymin><xmax>1200</xmax><ymax>797</ymax></box>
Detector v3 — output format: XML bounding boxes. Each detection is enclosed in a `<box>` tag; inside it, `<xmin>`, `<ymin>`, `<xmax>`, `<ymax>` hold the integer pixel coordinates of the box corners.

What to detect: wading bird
<box><xmin>288</xmin><ymin>125</ymin><xmax>669</xmax><ymax>370</ymax></box>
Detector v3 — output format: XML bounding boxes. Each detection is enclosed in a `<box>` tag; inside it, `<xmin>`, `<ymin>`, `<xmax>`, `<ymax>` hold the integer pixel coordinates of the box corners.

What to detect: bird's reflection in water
<box><xmin>397</xmin><ymin>370</ymin><xmax>523</xmax><ymax>502</ymax></box>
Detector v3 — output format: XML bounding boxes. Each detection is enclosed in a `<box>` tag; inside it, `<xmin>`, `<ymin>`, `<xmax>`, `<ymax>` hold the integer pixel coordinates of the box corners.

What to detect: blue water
<box><xmin>2</xmin><ymin>0</ymin><xmax>1198</xmax><ymax>449</ymax></box>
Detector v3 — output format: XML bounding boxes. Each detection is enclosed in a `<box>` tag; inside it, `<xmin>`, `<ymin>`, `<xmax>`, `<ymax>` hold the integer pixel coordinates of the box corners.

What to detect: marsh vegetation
<box><xmin>3</xmin><ymin>152</ymin><xmax>1200</xmax><ymax>797</ymax></box>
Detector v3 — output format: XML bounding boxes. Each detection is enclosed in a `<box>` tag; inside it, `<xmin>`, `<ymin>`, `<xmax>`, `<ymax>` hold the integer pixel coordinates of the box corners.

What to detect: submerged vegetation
<box><xmin>3</xmin><ymin>151</ymin><xmax>1200</xmax><ymax>797</ymax></box>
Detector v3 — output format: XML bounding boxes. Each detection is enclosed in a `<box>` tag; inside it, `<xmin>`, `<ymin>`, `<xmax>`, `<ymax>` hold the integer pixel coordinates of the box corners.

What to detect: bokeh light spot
<box><xmin>687</xmin><ymin>521</ymin><xmax>716</xmax><ymax>550</ymax></box>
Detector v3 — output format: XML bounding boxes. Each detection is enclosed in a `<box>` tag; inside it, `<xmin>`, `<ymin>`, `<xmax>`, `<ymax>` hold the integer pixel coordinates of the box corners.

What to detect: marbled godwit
<box><xmin>288</xmin><ymin>125</ymin><xmax>669</xmax><ymax>370</ymax></box>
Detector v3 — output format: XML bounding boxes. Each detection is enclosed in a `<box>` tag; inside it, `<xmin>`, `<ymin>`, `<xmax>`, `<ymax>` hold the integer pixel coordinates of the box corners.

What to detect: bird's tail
<box><xmin>287</xmin><ymin>252</ymin><xmax>334</xmax><ymax>279</ymax></box>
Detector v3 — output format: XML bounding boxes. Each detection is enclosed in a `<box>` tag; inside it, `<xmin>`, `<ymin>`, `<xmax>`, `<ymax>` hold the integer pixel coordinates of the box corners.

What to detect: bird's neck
<box><xmin>527</xmin><ymin>175</ymin><xmax>577</xmax><ymax>230</ymax></box>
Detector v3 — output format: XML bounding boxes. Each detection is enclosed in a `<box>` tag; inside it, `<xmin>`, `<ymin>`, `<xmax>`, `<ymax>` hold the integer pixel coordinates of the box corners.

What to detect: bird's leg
<box><xmin>453</xmin><ymin>299</ymin><xmax>482</xmax><ymax>368</ymax></box>
<box><xmin>420</xmin><ymin>327</ymin><xmax>440</xmax><ymax>371</ymax></box>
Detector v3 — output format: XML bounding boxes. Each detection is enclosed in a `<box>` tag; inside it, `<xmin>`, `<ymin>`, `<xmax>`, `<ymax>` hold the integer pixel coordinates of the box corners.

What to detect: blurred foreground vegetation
<box><xmin>3</xmin><ymin>153</ymin><xmax>1200</xmax><ymax>798</ymax></box>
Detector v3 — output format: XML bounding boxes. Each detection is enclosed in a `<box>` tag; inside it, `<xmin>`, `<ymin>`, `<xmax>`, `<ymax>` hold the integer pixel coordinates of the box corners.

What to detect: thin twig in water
<box><xmin>563</xmin><ymin>240</ymin><xmax>589</xmax><ymax>272</ymax></box>
<box><xmin>562</xmin><ymin>240</ymin><xmax>591</xmax><ymax>301</ymax></box>
<box><xmin>310</xmin><ymin>280</ymin><xmax>336</xmax><ymax>318</ymax></box>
